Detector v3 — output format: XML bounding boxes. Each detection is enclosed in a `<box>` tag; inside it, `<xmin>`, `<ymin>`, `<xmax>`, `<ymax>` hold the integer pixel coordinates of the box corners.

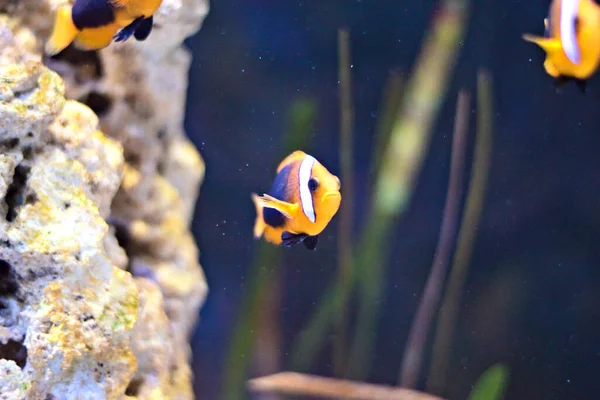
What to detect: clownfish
<box><xmin>522</xmin><ymin>0</ymin><xmax>600</xmax><ymax>92</ymax></box>
<box><xmin>45</xmin><ymin>0</ymin><xmax>163</xmax><ymax>56</ymax></box>
<box><xmin>251</xmin><ymin>151</ymin><xmax>342</xmax><ymax>250</ymax></box>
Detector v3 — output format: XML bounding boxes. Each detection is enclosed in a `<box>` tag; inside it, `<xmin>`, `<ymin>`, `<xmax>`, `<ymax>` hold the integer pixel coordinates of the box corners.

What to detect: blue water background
<box><xmin>184</xmin><ymin>1</ymin><xmax>600</xmax><ymax>398</ymax></box>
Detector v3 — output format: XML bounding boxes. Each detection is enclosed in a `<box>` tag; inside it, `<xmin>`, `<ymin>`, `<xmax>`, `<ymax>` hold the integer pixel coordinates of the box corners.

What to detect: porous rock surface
<box><xmin>0</xmin><ymin>0</ymin><xmax>209</xmax><ymax>398</ymax></box>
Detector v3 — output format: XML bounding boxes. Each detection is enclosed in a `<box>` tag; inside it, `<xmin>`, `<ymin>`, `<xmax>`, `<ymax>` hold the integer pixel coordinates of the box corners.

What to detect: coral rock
<box><xmin>0</xmin><ymin>360</ymin><xmax>28</xmax><ymax>399</ymax></box>
<box><xmin>0</xmin><ymin>61</ymin><xmax>64</xmax><ymax>143</ymax></box>
<box><xmin>127</xmin><ymin>278</ymin><xmax>172</xmax><ymax>398</ymax></box>
<box><xmin>0</xmin><ymin>0</ymin><xmax>210</xmax><ymax>397</ymax></box>
<box><xmin>134</xmin><ymin>0</ymin><xmax>210</xmax><ymax>60</ymax></box>
<box><xmin>162</xmin><ymin>138</ymin><xmax>205</xmax><ymax>224</ymax></box>
<box><xmin>0</xmin><ymin>15</ymin><xmax>40</xmax><ymax>64</ymax></box>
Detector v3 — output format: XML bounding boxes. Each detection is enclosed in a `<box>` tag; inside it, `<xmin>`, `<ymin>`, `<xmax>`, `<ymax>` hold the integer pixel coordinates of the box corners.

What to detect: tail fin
<box><xmin>251</xmin><ymin>193</ymin><xmax>266</xmax><ymax>238</ymax></box>
<box><xmin>45</xmin><ymin>6</ymin><xmax>80</xmax><ymax>56</ymax></box>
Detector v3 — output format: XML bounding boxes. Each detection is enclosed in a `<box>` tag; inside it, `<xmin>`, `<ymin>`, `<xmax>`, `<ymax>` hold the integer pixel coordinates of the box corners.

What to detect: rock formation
<box><xmin>0</xmin><ymin>0</ymin><xmax>209</xmax><ymax>398</ymax></box>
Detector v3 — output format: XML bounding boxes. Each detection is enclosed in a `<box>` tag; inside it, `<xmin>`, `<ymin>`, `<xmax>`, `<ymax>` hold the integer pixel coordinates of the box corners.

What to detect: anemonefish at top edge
<box><xmin>45</xmin><ymin>0</ymin><xmax>163</xmax><ymax>56</ymax></box>
<box><xmin>522</xmin><ymin>0</ymin><xmax>600</xmax><ymax>92</ymax></box>
<box><xmin>251</xmin><ymin>150</ymin><xmax>342</xmax><ymax>251</ymax></box>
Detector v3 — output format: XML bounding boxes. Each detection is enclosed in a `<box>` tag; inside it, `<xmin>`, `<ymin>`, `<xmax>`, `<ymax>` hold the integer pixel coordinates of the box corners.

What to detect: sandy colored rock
<box><xmin>162</xmin><ymin>137</ymin><xmax>205</xmax><ymax>223</ymax></box>
<box><xmin>0</xmin><ymin>109</ymin><xmax>139</xmax><ymax>400</ymax></box>
<box><xmin>105</xmin><ymin>226</ymin><xmax>129</xmax><ymax>271</ymax></box>
<box><xmin>0</xmin><ymin>0</ymin><xmax>210</xmax><ymax>397</ymax></box>
<box><xmin>127</xmin><ymin>278</ymin><xmax>179</xmax><ymax>399</ymax></box>
<box><xmin>26</xmin><ymin>270</ymin><xmax>139</xmax><ymax>398</ymax></box>
<box><xmin>0</xmin><ymin>60</ymin><xmax>64</xmax><ymax>143</ymax></box>
<box><xmin>0</xmin><ymin>14</ymin><xmax>40</xmax><ymax>64</ymax></box>
<box><xmin>48</xmin><ymin>100</ymin><xmax>124</xmax><ymax>218</ymax></box>
<box><xmin>0</xmin><ymin>18</ymin><xmax>141</xmax><ymax>392</ymax></box>
<box><xmin>134</xmin><ymin>0</ymin><xmax>210</xmax><ymax>60</ymax></box>
<box><xmin>0</xmin><ymin>360</ymin><xmax>28</xmax><ymax>400</ymax></box>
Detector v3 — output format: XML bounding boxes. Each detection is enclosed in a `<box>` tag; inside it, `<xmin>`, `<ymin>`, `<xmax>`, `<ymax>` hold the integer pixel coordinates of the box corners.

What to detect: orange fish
<box><xmin>251</xmin><ymin>151</ymin><xmax>341</xmax><ymax>250</ymax></box>
<box><xmin>45</xmin><ymin>0</ymin><xmax>163</xmax><ymax>55</ymax></box>
<box><xmin>523</xmin><ymin>0</ymin><xmax>600</xmax><ymax>91</ymax></box>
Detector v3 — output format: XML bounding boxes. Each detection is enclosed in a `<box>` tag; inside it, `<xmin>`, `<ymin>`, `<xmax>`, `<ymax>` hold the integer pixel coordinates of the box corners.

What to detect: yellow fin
<box><xmin>522</xmin><ymin>34</ymin><xmax>562</xmax><ymax>52</ymax></box>
<box><xmin>45</xmin><ymin>6</ymin><xmax>79</xmax><ymax>56</ymax></box>
<box><xmin>256</xmin><ymin>194</ymin><xmax>299</xmax><ymax>219</ymax></box>
<box><xmin>543</xmin><ymin>59</ymin><xmax>560</xmax><ymax>77</ymax></box>
<box><xmin>277</xmin><ymin>150</ymin><xmax>307</xmax><ymax>172</ymax></box>
<box><xmin>251</xmin><ymin>193</ymin><xmax>266</xmax><ymax>238</ymax></box>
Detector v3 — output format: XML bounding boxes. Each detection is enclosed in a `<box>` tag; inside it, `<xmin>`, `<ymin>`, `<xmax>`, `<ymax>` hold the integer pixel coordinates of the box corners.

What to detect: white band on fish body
<box><xmin>299</xmin><ymin>155</ymin><xmax>316</xmax><ymax>223</ymax></box>
<box><xmin>561</xmin><ymin>0</ymin><xmax>581</xmax><ymax>64</ymax></box>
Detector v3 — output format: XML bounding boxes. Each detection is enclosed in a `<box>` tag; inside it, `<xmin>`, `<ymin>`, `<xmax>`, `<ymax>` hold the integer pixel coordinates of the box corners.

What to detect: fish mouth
<box><xmin>322</xmin><ymin>191</ymin><xmax>341</xmax><ymax>203</ymax></box>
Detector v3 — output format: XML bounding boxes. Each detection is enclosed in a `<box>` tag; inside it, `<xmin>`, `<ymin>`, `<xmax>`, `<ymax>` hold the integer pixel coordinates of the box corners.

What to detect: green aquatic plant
<box><xmin>222</xmin><ymin>242</ymin><xmax>282</xmax><ymax>400</ymax></box>
<box><xmin>334</xmin><ymin>27</ymin><xmax>355</xmax><ymax>378</ymax></box>
<box><xmin>467</xmin><ymin>364</ymin><xmax>510</xmax><ymax>400</ymax></box>
<box><xmin>290</xmin><ymin>0</ymin><xmax>470</xmax><ymax>380</ymax></box>
<box><xmin>398</xmin><ymin>89</ymin><xmax>471</xmax><ymax>388</ymax></box>
<box><xmin>222</xmin><ymin>97</ymin><xmax>317</xmax><ymax>400</ymax></box>
<box><xmin>399</xmin><ymin>69</ymin><xmax>494</xmax><ymax>392</ymax></box>
<box><xmin>228</xmin><ymin>1</ymin><xmax>495</xmax><ymax>398</ymax></box>
<box><xmin>370</xmin><ymin>71</ymin><xmax>403</xmax><ymax>181</ymax></box>
<box><xmin>427</xmin><ymin>69</ymin><xmax>494</xmax><ymax>394</ymax></box>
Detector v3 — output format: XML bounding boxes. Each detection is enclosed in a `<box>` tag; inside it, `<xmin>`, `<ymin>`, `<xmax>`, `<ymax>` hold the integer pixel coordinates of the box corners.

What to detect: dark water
<box><xmin>184</xmin><ymin>1</ymin><xmax>600</xmax><ymax>399</ymax></box>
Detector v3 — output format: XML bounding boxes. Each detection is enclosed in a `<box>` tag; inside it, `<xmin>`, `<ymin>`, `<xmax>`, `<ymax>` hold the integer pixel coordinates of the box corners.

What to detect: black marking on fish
<box><xmin>268</xmin><ymin>164</ymin><xmax>293</xmax><ymax>201</ymax></box>
<box><xmin>134</xmin><ymin>16</ymin><xmax>153</xmax><ymax>41</ymax></box>
<box><xmin>303</xmin><ymin>235</ymin><xmax>319</xmax><ymax>250</ymax></box>
<box><xmin>72</xmin><ymin>0</ymin><xmax>115</xmax><ymax>30</ymax></box>
<box><xmin>553</xmin><ymin>75</ymin><xmax>587</xmax><ymax>93</ymax></box>
<box><xmin>263</xmin><ymin>164</ymin><xmax>293</xmax><ymax>228</ymax></box>
<box><xmin>114</xmin><ymin>16</ymin><xmax>145</xmax><ymax>42</ymax></box>
<box><xmin>263</xmin><ymin>208</ymin><xmax>286</xmax><ymax>228</ymax></box>
<box><xmin>280</xmin><ymin>232</ymin><xmax>319</xmax><ymax>250</ymax></box>
<box><xmin>281</xmin><ymin>231</ymin><xmax>307</xmax><ymax>247</ymax></box>
<box><xmin>575</xmin><ymin>78</ymin><xmax>587</xmax><ymax>93</ymax></box>
<box><xmin>553</xmin><ymin>75</ymin><xmax>570</xmax><ymax>89</ymax></box>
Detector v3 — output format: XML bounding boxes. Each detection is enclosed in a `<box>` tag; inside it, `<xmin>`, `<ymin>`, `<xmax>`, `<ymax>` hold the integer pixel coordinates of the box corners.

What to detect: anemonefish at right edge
<box><xmin>522</xmin><ymin>0</ymin><xmax>600</xmax><ymax>92</ymax></box>
<box><xmin>251</xmin><ymin>151</ymin><xmax>341</xmax><ymax>250</ymax></box>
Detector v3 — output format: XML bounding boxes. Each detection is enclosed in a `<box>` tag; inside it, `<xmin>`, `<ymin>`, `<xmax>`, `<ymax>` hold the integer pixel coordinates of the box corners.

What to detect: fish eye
<box><xmin>308</xmin><ymin>178</ymin><xmax>319</xmax><ymax>192</ymax></box>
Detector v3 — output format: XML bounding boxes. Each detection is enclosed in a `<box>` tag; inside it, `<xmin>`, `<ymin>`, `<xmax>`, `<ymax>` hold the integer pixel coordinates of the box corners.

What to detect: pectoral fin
<box><xmin>134</xmin><ymin>16</ymin><xmax>153</xmax><ymax>41</ymax></box>
<box><xmin>553</xmin><ymin>76</ymin><xmax>588</xmax><ymax>93</ymax></box>
<box><xmin>303</xmin><ymin>235</ymin><xmax>319</xmax><ymax>250</ymax></box>
<box><xmin>114</xmin><ymin>16</ymin><xmax>144</xmax><ymax>42</ymax></box>
<box><xmin>280</xmin><ymin>232</ymin><xmax>319</xmax><ymax>250</ymax></box>
<box><xmin>576</xmin><ymin>80</ymin><xmax>587</xmax><ymax>93</ymax></box>
<box><xmin>256</xmin><ymin>194</ymin><xmax>299</xmax><ymax>219</ymax></box>
<box><xmin>554</xmin><ymin>75</ymin><xmax>570</xmax><ymax>89</ymax></box>
<box><xmin>281</xmin><ymin>231</ymin><xmax>307</xmax><ymax>247</ymax></box>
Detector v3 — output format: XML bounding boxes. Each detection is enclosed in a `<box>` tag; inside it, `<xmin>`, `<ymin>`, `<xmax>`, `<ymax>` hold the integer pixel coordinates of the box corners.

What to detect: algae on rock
<box><xmin>0</xmin><ymin>0</ymin><xmax>209</xmax><ymax>398</ymax></box>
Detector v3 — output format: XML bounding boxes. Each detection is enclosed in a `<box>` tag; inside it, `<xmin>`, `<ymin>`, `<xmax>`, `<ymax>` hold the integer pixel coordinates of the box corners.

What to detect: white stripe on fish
<box><xmin>299</xmin><ymin>155</ymin><xmax>316</xmax><ymax>223</ymax></box>
<box><xmin>560</xmin><ymin>0</ymin><xmax>581</xmax><ymax>64</ymax></box>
